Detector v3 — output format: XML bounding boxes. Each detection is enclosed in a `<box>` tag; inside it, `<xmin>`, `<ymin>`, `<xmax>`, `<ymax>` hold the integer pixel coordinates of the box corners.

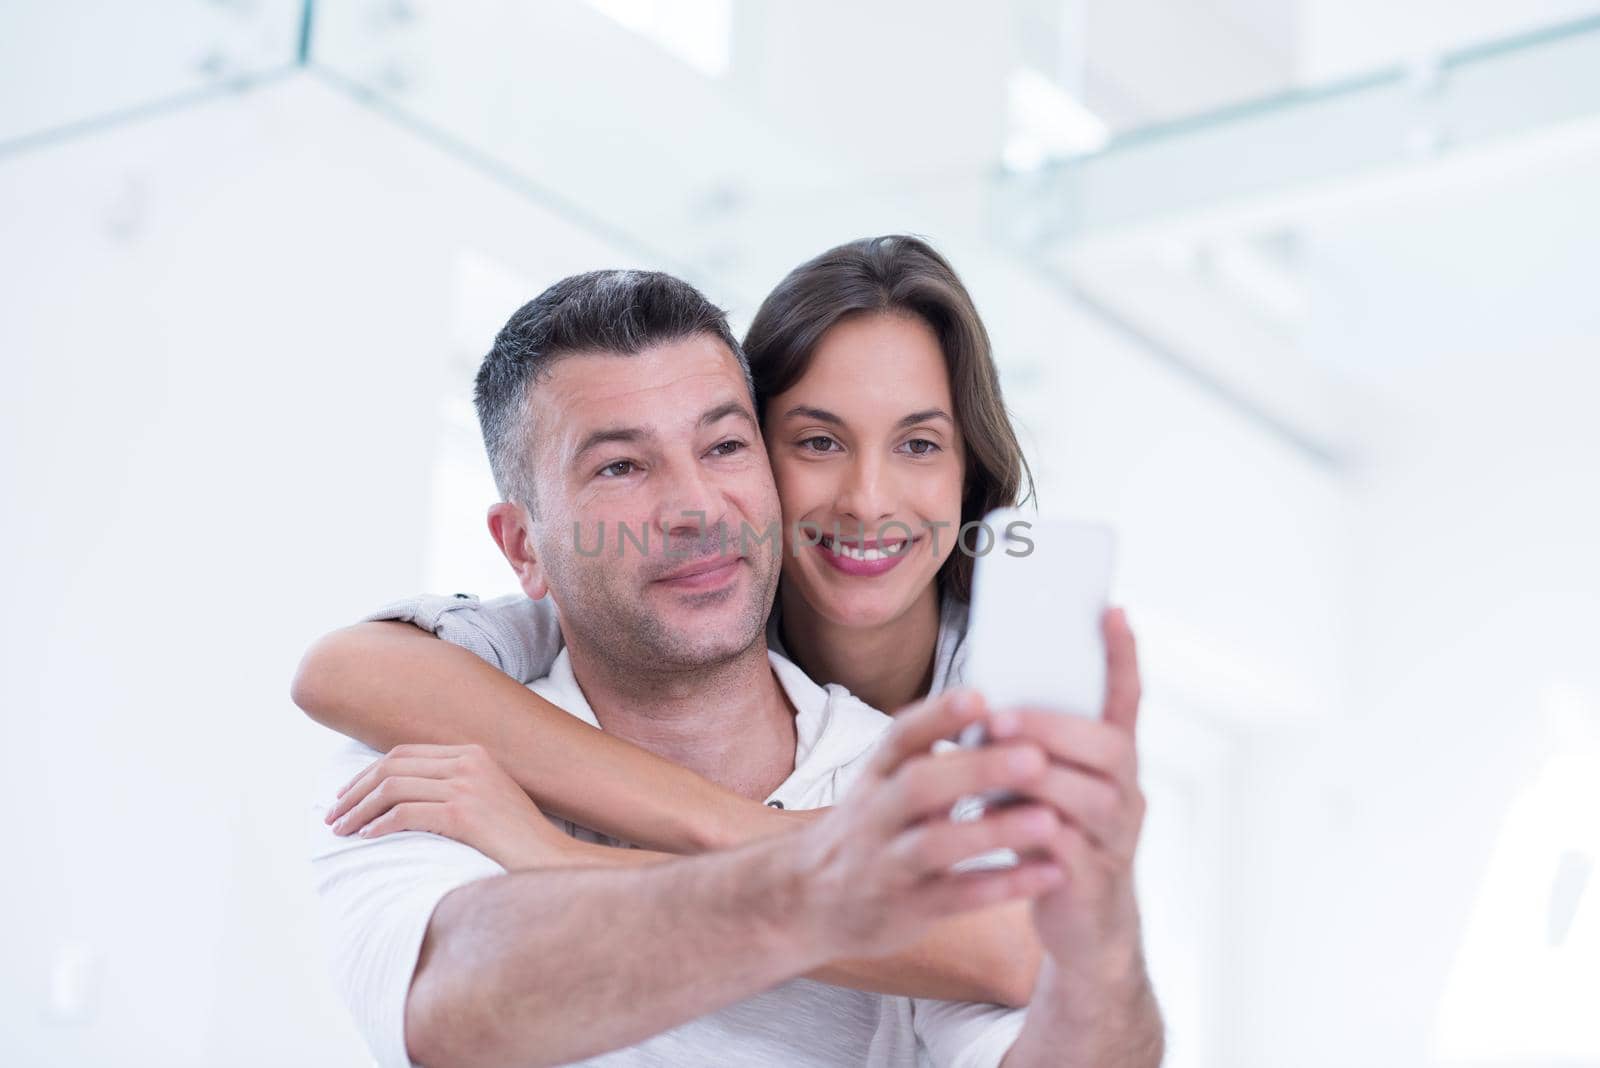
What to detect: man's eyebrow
<box><xmin>573</xmin><ymin>425</ymin><xmax>651</xmax><ymax>462</ymax></box>
<box><xmin>571</xmin><ymin>403</ymin><xmax>752</xmax><ymax>463</ymax></box>
<box><xmin>700</xmin><ymin>400</ymin><xmax>758</xmax><ymax>431</ymax></box>
<box><xmin>896</xmin><ymin>408</ymin><xmax>954</xmax><ymax>430</ymax></box>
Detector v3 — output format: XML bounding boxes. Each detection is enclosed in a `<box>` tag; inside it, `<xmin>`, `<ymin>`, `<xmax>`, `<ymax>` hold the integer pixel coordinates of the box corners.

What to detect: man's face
<box><xmin>511</xmin><ymin>334</ymin><xmax>781</xmax><ymax>670</ymax></box>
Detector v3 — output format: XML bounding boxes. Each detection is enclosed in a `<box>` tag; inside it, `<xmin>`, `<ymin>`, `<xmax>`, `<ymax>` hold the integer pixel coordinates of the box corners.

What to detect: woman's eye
<box><xmin>710</xmin><ymin>439</ymin><xmax>745</xmax><ymax>458</ymax></box>
<box><xmin>800</xmin><ymin>436</ymin><xmax>839</xmax><ymax>453</ymax></box>
<box><xmin>598</xmin><ymin>460</ymin><xmax>636</xmax><ymax>478</ymax></box>
<box><xmin>903</xmin><ymin>438</ymin><xmax>940</xmax><ymax>456</ymax></box>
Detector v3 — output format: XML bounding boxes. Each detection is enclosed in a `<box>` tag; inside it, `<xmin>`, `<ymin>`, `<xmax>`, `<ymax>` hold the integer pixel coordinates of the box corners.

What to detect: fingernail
<box><xmin>332</xmin><ymin>818</ymin><xmax>347</xmax><ymax>835</ymax></box>
<box><xmin>357</xmin><ymin>826</ymin><xmax>371</xmax><ymax>838</ymax></box>
<box><xmin>989</xmin><ymin>710</ymin><xmax>1019</xmax><ymax>737</ymax></box>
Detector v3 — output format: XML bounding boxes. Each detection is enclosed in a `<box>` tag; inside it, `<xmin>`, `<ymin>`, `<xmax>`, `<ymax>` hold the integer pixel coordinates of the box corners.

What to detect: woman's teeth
<box><xmin>821</xmin><ymin>537</ymin><xmax>910</xmax><ymax>562</ymax></box>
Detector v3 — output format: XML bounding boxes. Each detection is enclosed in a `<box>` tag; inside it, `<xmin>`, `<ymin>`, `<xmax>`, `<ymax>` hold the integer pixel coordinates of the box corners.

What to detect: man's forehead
<box><xmin>530</xmin><ymin>338</ymin><xmax>755</xmax><ymax>451</ymax></box>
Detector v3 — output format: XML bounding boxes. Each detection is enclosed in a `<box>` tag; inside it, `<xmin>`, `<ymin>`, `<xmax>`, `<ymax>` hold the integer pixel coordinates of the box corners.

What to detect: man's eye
<box><xmin>710</xmin><ymin>440</ymin><xmax>745</xmax><ymax>457</ymax></box>
<box><xmin>903</xmin><ymin>438</ymin><xmax>940</xmax><ymax>456</ymax></box>
<box><xmin>598</xmin><ymin>460</ymin><xmax>636</xmax><ymax>478</ymax></box>
<box><xmin>800</xmin><ymin>436</ymin><xmax>839</xmax><ymax>453</ymax></box>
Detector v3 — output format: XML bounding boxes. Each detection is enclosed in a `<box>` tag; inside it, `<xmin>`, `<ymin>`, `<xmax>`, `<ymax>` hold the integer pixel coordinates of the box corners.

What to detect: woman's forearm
<box><xmin>291</xmin><ymin>621</ymin><xmax>763</xmax><ymax>853</ymax></box>
<box><xmin>293</xmin><ymin>621</ymin><xmax>1041</xmax><ymax>1005</ymax></box>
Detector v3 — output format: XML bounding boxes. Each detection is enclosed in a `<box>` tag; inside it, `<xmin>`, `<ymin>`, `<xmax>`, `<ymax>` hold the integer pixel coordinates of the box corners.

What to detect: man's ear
<box><xmin>488</xmin><ymin>501</ymin><xmax>549</xmax><ymax>600</ymax></box>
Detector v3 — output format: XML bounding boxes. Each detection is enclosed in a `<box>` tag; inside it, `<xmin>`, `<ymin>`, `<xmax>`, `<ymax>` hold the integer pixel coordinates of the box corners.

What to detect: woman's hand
<box><xmin>324</xmin><ymin>743</ymin><xmax>575</xmax><ymax>870</ymax></box>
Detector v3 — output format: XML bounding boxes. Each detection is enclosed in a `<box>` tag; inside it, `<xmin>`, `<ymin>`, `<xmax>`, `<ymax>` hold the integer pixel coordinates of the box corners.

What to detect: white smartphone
<box><xmin>959</xmin><ymin>510</ymin><xmax>1116</xmax><ymax>748</ymax></box>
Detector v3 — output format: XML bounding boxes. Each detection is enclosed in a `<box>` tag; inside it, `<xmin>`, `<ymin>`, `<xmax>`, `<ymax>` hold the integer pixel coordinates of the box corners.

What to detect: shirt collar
<box><xmin>533</xmin><ymin>647</ymin><xmax>887</xmax><ymax>805</ymax></box>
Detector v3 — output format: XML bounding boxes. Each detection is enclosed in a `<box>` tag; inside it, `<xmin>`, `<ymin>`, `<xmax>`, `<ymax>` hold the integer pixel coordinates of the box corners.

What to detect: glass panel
<box><xmin>0</xmin><ymin>0</ymin><xmax>304</xmax><ymax>147</ymax></box>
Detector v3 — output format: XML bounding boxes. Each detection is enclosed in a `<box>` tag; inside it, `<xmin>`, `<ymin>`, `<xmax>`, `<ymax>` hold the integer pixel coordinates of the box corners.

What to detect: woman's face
<box><xmin>765</xmin><ymin>312</ymin><xmax>965</xmax><ymax>630</ymax></box>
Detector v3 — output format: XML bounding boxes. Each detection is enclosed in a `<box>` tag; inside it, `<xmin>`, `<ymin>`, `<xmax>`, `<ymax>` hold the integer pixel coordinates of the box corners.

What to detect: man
<box><xmin>308</xmin><ymin>270</ymin><xmax>1163</xmax><ymax>1066</ymax></box>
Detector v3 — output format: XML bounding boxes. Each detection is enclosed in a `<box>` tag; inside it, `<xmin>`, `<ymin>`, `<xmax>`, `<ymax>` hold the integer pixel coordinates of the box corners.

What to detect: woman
<box><xmin>295</xmin><ymin>235</ymin><xmax>1048</xmax><ymax>1004</ymax></box>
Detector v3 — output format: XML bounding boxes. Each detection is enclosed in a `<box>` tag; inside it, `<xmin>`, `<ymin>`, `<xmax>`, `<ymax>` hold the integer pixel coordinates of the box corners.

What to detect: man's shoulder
<box><xmin>817</xmin><ymin>687</ymin><xmax>894</xmax><ymax>795</ymax></box>
<box><xmin>523</xmin><ymin>649</ymin><xmax>603</xmax><ymax>728</ymax></box>
<box><xmin>822</xmin><ymin>683</ymin><xmax>894</xmax><ymax>740</ymax></box>
<box><xmin>767</xmin><ymin>650</ymin><xmax>893</xmax><ymax>796</ymax></box>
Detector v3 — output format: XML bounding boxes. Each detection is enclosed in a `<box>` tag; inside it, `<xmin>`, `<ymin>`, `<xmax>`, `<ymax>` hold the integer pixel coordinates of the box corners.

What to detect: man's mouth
<box><xmin>655</xmin><ymin>554</ymin><xmax>745</xmax><ymax>588</ymax></box>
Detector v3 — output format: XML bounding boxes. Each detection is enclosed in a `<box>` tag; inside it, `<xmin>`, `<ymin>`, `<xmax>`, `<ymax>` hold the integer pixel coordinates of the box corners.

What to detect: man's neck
<box><xmin>563</xmin><ymin>637</ymin><xmax>798</xmax><ymax>804</ymax></box>
<box><xmin>778</xmin><ymin>579</ymin><xmax>942</xmax><ymax>715</ymax></box>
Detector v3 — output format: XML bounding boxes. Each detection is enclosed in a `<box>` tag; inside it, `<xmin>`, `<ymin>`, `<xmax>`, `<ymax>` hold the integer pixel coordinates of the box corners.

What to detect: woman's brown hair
<box><xmin>742</xmin><ymin>234</ymin><xmax>1036</xmax><ymax>602</ymax></box>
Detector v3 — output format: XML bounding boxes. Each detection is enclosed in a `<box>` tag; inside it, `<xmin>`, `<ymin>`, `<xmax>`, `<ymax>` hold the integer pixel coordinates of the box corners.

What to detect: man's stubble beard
<box><xmin>544</xmin><ymin>542</ymin><xmax>781</xmax><ymax>679</ymax></box>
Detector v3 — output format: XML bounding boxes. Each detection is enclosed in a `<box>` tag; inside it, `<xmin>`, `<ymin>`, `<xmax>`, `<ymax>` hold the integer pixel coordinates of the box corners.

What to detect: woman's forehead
<box><xmin>773</xmin><ymin>314</ymin><xmax>954</xmax><ymax>425</ymax></box>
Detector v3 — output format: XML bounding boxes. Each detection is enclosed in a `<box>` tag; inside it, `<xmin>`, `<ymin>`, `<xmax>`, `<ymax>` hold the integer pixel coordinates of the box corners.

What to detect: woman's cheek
<box><xmin>925</xmin><ymin>461</ymin><xmax>965</xmax><ymax>568</ymax></box>
<box><xmin>770</xmin><ymin>458</ymin><xmax>819</xmax><ymax>552</ymax></box>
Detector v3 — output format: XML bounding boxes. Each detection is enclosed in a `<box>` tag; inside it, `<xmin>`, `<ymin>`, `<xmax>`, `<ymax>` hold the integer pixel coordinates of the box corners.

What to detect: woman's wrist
<box><xmin>495</xmin><ymin>822</ymin><xmax>576</xmax><ymax>870</ymax></box>
<box><xmin>682</xmin><ymin>795</ymin><xmax>815</xmax><ymax>853</ymax></box>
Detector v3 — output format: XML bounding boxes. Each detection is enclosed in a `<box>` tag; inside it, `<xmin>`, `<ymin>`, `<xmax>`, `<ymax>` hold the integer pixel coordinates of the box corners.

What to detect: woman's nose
<box><xmin>834</xmin><ymin>455</ymin><xmax>896</xmax><ymax>529</ymax></box>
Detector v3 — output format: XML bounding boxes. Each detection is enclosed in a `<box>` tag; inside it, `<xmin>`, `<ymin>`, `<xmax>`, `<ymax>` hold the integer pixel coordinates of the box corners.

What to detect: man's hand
<box><xmin>324</xmin><ymin>743</ymin><xmax>574</xmax><ymax>870</ymax></box>
<box><xmin>991</xmin><ymin>607</ymin><xmax>1147</xmax><ymax>970</ymax></box>
<box><xmin>776</xmin><ymin>688</ymin><xmax>1067</xmax><ymax>964</ymax></box>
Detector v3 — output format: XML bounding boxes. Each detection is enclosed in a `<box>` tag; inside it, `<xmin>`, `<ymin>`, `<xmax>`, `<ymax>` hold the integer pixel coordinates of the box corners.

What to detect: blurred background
<box><xmin>3</xmin><ymin>1</ymin><xmax>1598</xmax><ymax>1064</ymax></box>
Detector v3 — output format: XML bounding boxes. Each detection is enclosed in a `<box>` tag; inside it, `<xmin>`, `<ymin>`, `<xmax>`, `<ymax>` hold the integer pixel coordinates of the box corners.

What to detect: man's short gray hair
<box><xmin>473</xmin><ymin>269</ymin><xmax>754</xmax><ymax>512</ymax></box>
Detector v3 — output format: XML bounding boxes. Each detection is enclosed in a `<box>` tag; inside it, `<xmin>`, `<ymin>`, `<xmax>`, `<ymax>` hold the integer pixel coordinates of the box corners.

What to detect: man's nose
<box><xmin>655</xmin><ymin>460</ymin><xmax>730</xmax><ymax>541</ymax></box>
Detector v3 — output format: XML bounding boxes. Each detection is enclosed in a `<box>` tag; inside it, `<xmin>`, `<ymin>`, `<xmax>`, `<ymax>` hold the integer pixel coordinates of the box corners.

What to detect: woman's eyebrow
<box><xmin>781</xmin><ymin>405</ymin><xmax>845</xmax><ymax>426</ymax></box>
<box><xmin>896</xmin><ymin>408</ymin><xmax>953</xmax><ymax>429</ymax></box>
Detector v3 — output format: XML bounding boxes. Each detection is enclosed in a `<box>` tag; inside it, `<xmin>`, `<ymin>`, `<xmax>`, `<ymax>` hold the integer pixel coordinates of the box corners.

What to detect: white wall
<box><xmin>0</xmin><ymin>63</ymin><xmax>1357</xmax><ymax>1064</ymax></box>
<box><xmin>0</xmin><ymin>73</ymin><xmax>651</xmax><ymax>1065</ymax></box>
<box><xmin>1216</xmin><ymin>136</ymin><xmax>1600</xmax><ymax>1067</ymax></box>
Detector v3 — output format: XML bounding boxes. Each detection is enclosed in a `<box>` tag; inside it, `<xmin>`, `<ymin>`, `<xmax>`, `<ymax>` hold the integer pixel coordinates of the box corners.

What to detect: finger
<box><xmin>356</xmin><ymin>801</ymin><xmax>452</xmax><ymax>840</ymax></box>
<box><xmin>332</xmin><ymin>775</ymin><xmax>453</xmax><ymax>836</ymax></box>
<box><xmin>1015</xmin><ymin>765</ymin><xmax>1129</xmax><ymax>855</ymax></box>
<box><xmin>876</xmin><ymin>743</ymin><xmax>1047</xmax><ymax>831</ymax></box>
<box><xmin>334</xmin><ymin>743</ymin><xmax>470</xmax><ymax>797</ymax></box>
<box><xmin>864</xmin><ymin>689</ymin><xmax>988</xmax><ymax>782</ymax></box>
<box><xmin>1046</xmin><ymin>822</ymin><xmax>1100</xmax><ymax>881</ymax></box>
<box><xmin>326</xmin><ymin>756</ymin><xmax>459</xmax><ymax>824</ymax></box>
<box><xmin>334</xmin><ymin>763</ymin><xmax>371</xmax><ymax>801</ymax></box>
<box><xmin>890</xmin><ymin>803</ymin><xmax>1061</xmax><ymax>877</ymax></box>
<box><xmin>912</xmin><ymin>859</ymin><xmax>1064</xmax><ymax>917</ymax></box>
<box><xmin>988</xmin><ymin>710</ymin><xmax>1136</xmax><ymax>783</ymax></box>
<box><xmin>1102</xmin><ymin>607</ymin><xmax>1141</xmax><ymax>735</ymax></box>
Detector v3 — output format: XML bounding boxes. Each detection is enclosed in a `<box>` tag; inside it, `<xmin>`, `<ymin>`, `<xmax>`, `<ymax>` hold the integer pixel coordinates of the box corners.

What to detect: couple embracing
<box><xmin>300</xmin><ymin>236</ymin><xmax>1163</xmax><ymax>1066</ymax></box>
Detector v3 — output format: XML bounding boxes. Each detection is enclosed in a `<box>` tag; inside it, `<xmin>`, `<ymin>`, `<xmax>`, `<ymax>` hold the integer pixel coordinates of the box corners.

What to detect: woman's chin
<box><xmin>790</xmin><ymin>573</ymin><xmax>926</xmax><ymax>632</ymax></box>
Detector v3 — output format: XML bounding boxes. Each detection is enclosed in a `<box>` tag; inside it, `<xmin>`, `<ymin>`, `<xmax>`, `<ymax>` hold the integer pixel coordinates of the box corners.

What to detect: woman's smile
<box><xmin>814</xmin><ymin>533</ymin><xmax>919</xmax><ymax>576</ymax></box>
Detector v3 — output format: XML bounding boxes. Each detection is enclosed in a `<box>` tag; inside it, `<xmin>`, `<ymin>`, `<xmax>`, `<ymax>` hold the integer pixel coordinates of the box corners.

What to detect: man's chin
<box><xmin>642</xmin><ymin>599</ymin><xmax>769</xmax><ymax>666</ymax></box>
<box><xmin>636</xmin><ymin>559</ymin><xmax>777</xmax><ymax>665</ymax></box>
<box><xmin>648</xmin><ymin>626</ymin><xmax>766</xmax><ymax>668</ymax></box>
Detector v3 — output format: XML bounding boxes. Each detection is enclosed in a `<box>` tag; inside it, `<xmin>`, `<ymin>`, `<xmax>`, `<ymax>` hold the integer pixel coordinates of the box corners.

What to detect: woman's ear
<box><xmin>487</xmin><ymin>501</ymin><xmax>549</xmax><ymax>600</ymax></box>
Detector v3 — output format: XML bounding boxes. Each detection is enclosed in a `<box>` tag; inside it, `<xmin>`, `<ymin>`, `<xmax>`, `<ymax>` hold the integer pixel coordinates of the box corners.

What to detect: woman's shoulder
<box><xmin>361</xmin><ymin>592</ymin><xmax>564</xmax><ymax>683</ymax></box>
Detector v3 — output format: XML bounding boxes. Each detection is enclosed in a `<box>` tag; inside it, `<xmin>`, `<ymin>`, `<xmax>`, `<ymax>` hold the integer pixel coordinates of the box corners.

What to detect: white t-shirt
<box><xmin>309</xmin><ymin>647</ymin><xmax>1025</xmax><ymax>1068</ymax></box>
